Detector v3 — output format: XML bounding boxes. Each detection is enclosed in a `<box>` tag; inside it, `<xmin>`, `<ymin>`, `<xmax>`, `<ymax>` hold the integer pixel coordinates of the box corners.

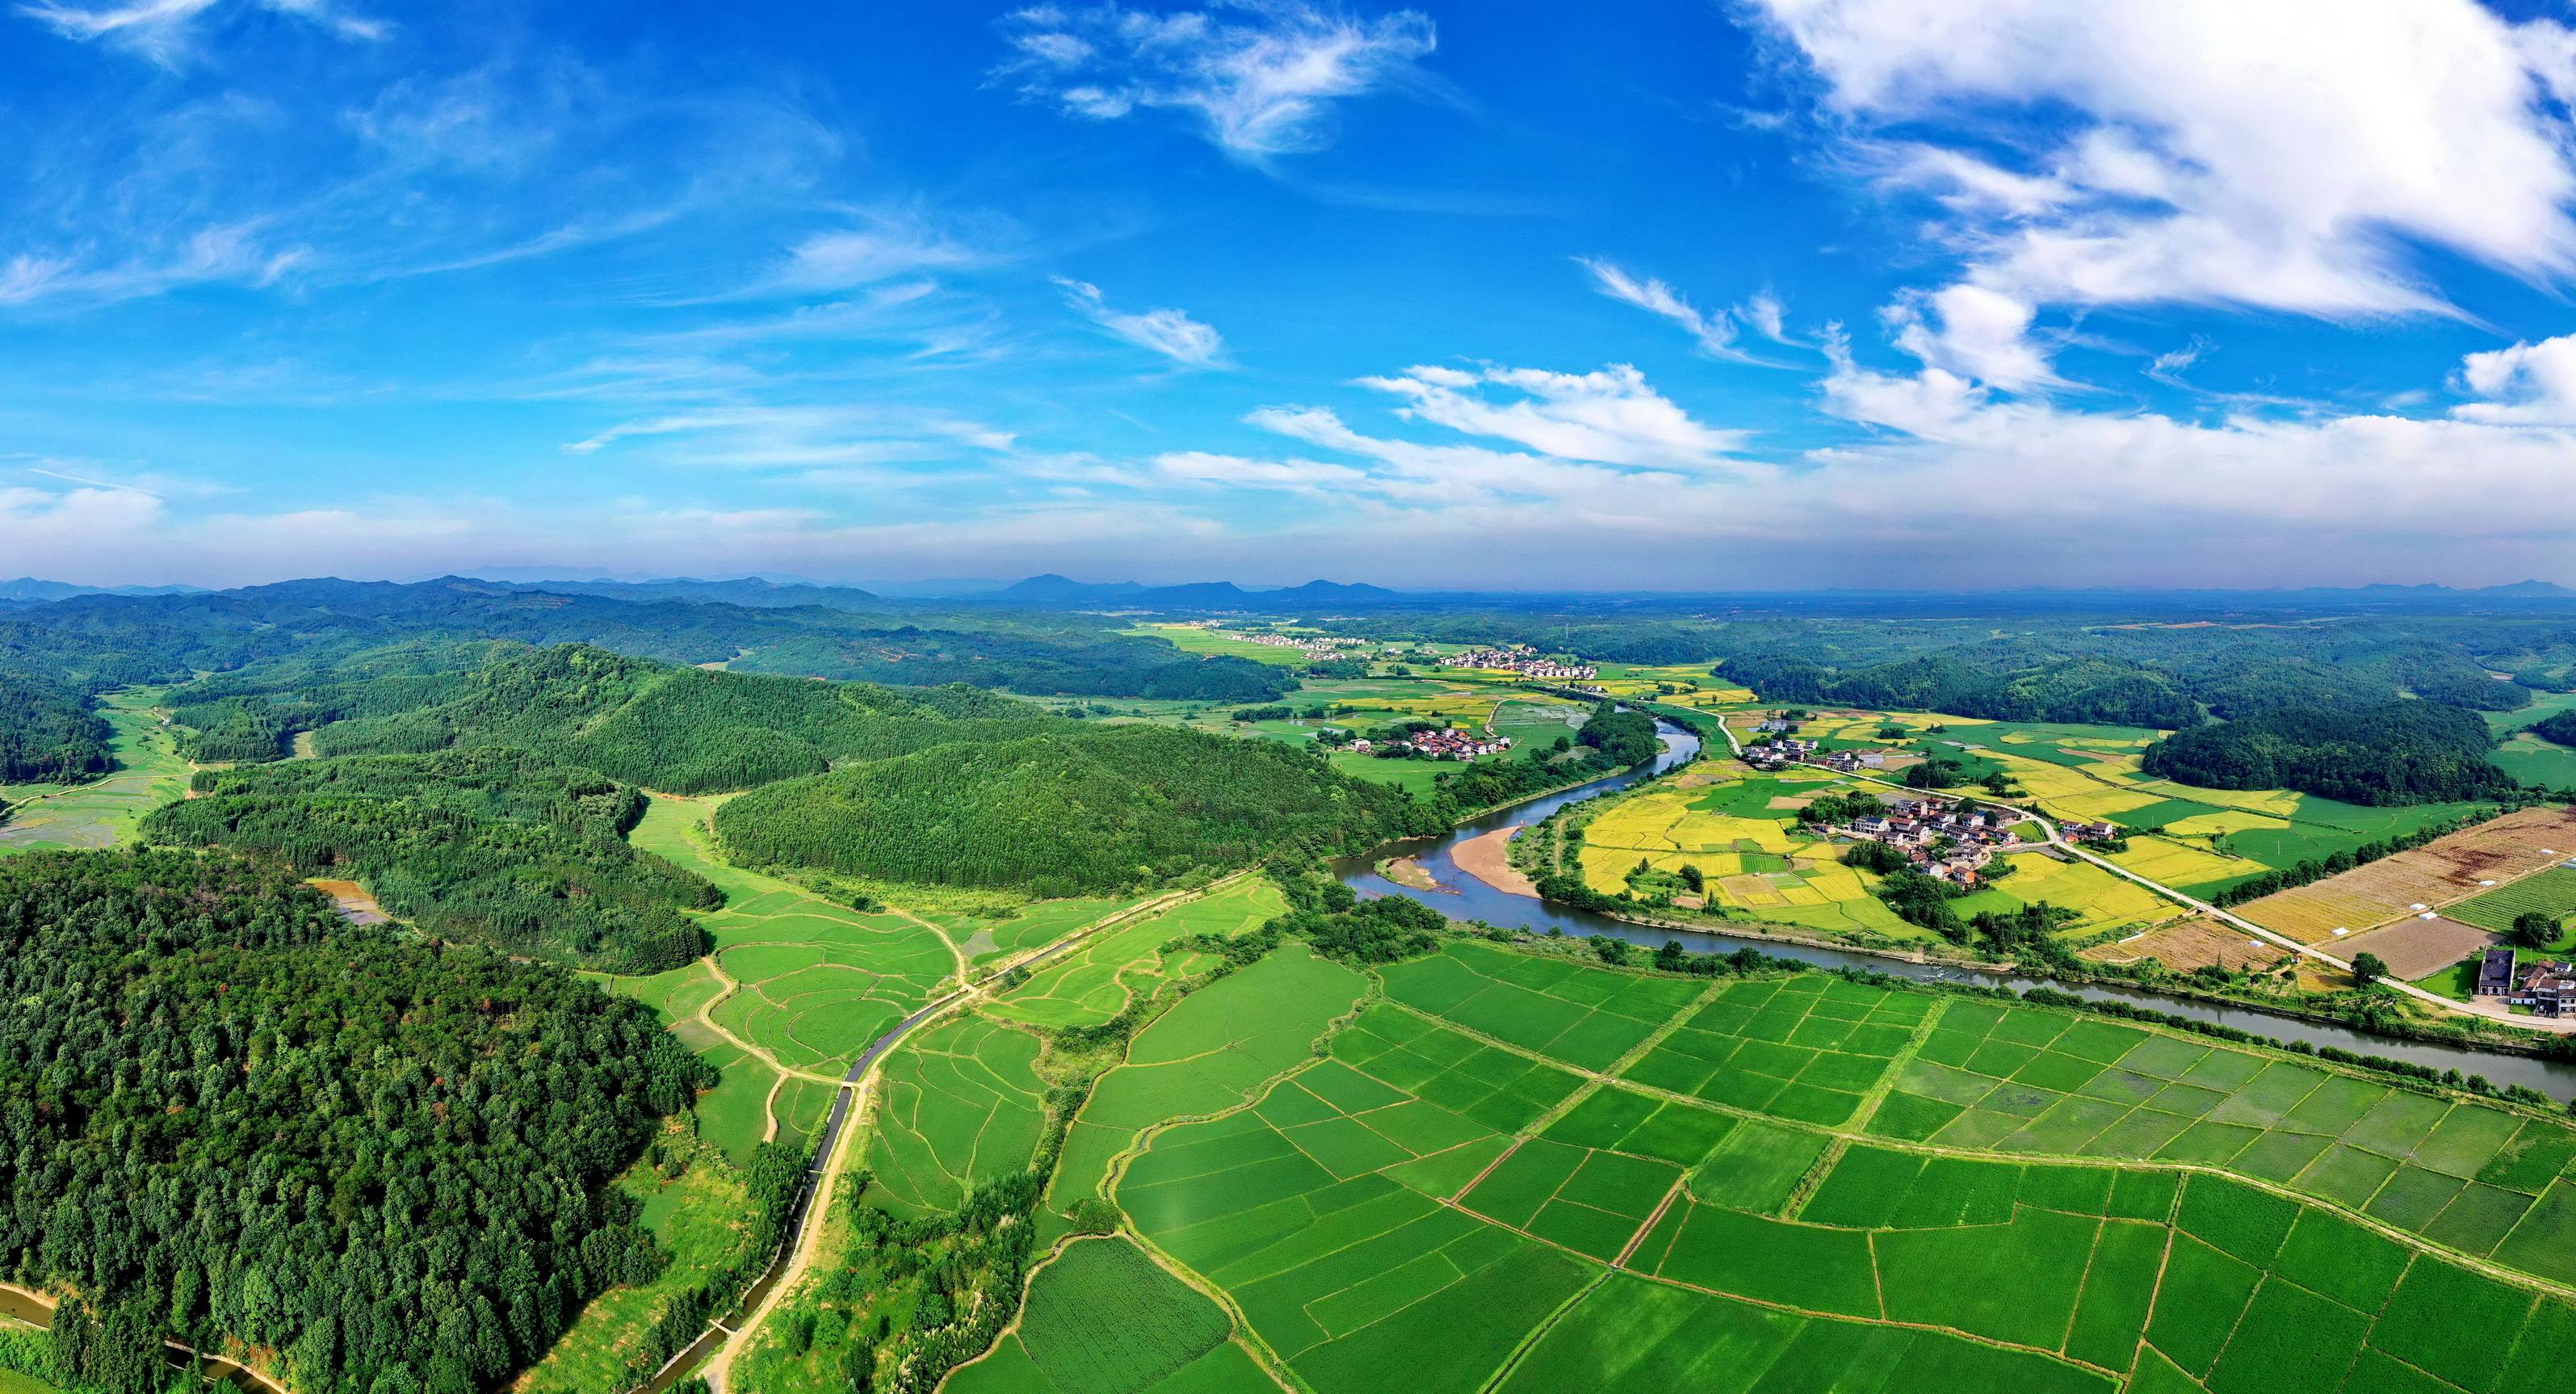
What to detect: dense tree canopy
<box><xmin>0</xmin><ymin>850</ymin><xmax>708</xmax><ymax>1394</ymax></box>
<box><xmin>144</xmin><ymin>748</ymin><xmax>717</xmax><ymax>971</ymax></box>
<box><xmin>170</xmin><ymin>643</ymin><xmax>1059</xmax><ymax>794</ymax></box>
<box><xmin>714</xmin><ymin>724</ymin><xmax>1437</xmax><ymax>896</ymax></box>
<box><xmin>0</xmin><ymin>675</ymin><xmax>111</xmax><ymax>782</ymax></box>
<box><xmin>2141</xmin><ymin>702</ymin><xmax>2522</xmax><ymax>804</ymax></box>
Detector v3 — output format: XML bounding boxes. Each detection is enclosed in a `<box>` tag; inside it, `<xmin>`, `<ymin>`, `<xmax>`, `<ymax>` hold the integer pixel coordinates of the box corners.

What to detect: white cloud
<box><xmin>19</xmin><ymin>0</ymin><xmax>382</xmax><ymax>64</ymax></box>
<box><xmin>996</xmin><ymin>2</ymin><xmax>1436</xmax><ymax>162</ymax></box>
<box><xmin>1054</xmin><ymin>276</ymin><xmax>1229</xmax><ymax>367</ymax></box>
<box><xmin>2453</xmin><ymin>334</ymin><xmax>2576</xmax><ymax>426</ymax></box>
<box><xmin>773</xmin><ymin>212</ymin><xmax>991</xmax><ymax>294</ymax></box>
<box><xmin>1152</xmin><ymin>451</ymin><xmax>1366</xmax><ymax>492</ymax></box>
<box><xmin>1752</xmin><ymin>0</ymin><xmax>2576</xmax><ymax>322</ymax></box>
<box><xmin>562</xmin><ymin>405</ymin><xmax>1019</xmax><ymax>472</ymax></box>
<box><xmin>1351</xmin><ymin>362</ymin><xmax>1749</xmax><ymax>469</ymax></box>
<box><xmin>1580</xmin><ymin>258</ymin><xmax>1799</xmax><ymax>363</ymax></box>
<box><xmin>1578</xmin><ymin>258</ymin><xmax>1736</xmax><ymax>359</ymax></box>
<box><xmin>1886</xmin><ymin>283</ymin><xmax>2058</xmax><ymax>391</ymax></box>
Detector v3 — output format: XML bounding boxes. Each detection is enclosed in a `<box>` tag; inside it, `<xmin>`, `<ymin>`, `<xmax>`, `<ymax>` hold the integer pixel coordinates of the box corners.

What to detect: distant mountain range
<box><xmin>0</xmin><ymin>577</ymin><xmax>210</xmax><ymax>603</ymax></box>
<box><xmin>3</xmin><ymin>572</ymin><xmax>2572</xmax><ymax>617</ymax></box>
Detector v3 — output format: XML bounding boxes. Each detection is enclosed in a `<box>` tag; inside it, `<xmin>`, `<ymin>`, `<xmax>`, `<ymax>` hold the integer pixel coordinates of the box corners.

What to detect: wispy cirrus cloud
<box><xmin>1053</xmin><ymin>276</ymin><xmax>1228</xmax><ymax>368</ymax></box>
<box><xmin>995</xmin><ymin>2</ymin><xmax>1436</xmax><ymax>163</ymax></box>
<box><xmin>1577</xmin><ymin>258</ymin><xmax>1794</xmax><ymax>364</ymax></box>
<box><xmin>18</xmin><ymin>0</ymin><xmax>384</xmax><ymax>64</ymax></box>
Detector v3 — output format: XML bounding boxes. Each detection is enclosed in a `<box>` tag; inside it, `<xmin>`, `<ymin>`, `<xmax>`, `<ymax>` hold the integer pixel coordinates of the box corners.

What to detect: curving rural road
<box><xmin>682</xmin><ymin>878</ymin><xmax>1236</xmax><ymax>1394</ymax></box>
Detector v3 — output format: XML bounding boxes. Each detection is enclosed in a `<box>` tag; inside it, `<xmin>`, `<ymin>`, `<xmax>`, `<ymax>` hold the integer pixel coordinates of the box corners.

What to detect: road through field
<box><xmin>694</xmin><ymin>876</ymin><xmax>1239</xmax><ymax>1394</ymax></box>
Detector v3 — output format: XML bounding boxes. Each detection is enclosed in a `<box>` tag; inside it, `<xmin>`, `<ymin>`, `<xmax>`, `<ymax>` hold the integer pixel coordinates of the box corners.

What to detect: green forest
<box><xmin>167</xmin><ymin>643</ymin><xmax>1055</xmax><ymax>794</ymax></box>
<box><xmin>144</xmin><ymin>748</ymin><xmax>719</xmax><ymax>972</ymax></box>
<box><xmin>714</xmin><ymin>724</ymin><xmax>1437</xmax><ymax>896</ymax></box>
<box><xmin>0</xmin><ymin>850</ymin><xmax>708</xmax><ymax>1394</ymax></box>
<box><xmin>0</xmin><ymin>675</ymin><xmax>111</xmax><ymax>782</ymax></box>
<box><xmin>2140</xmin><ymin>703</ymin><xmax>2525</xmax><ymax>805</ymax></box>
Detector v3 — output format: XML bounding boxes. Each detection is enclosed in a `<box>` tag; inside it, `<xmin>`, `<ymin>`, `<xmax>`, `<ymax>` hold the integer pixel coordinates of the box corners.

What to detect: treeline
<box><xmin>0</xmin><ymin>576</ymin><xmax>1298</xmax><ymax>703</ymax></box>
<box><xmin>0</xmin><ymin>850</ymin><xmax>709</xmax><ymax>1394</ymax></box>
<box><xmin>1714</xmin><ymin>619</ymin><xmax>2544</xmax><ymax>723</ymax></box>
<box><xmin>2206</xmin><ymin>806</ymin><xmax>2506</xmax><ymax>907</ymax></box>
<box><xmin>1722</xmin><ymin>649</ymin><xmax>2204</xmax><ymax>728</ymax></box>
<box><xmin>169</xmin><ymin>642</ymin><xmax>1058</xmax><ymax>794</ymax></box>
<box><xmin>2142</xmin><ymin>703</ymin><xmax>2523</xmax><ymax>805</ymax></box>
<box><xmin>0</xmin><ymin>674</ymin><xmax>111</xmax><ymax>782</ymax></box>
<box><xmin>145</xmin><ymin>748</ymin><xmax>717</xmax><ymax>972</ymax></box>
<box><xmin>732</xmin><ymin>631</ymin><xmax>1295</xmax><ymax>703</ymax></box>
<box><xmin>714</xmin><ymin>724</ymin><xmax>1437</xmax><ymax>896</ymax></box>
<box><xmin>2532</xmin><ymin>710</ymin><xmax>2576</xmax><ymax>752</ymax></box>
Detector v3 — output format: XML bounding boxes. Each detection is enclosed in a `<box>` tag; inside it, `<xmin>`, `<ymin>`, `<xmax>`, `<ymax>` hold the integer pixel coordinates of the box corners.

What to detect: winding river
<box><xmin>1338</xmin><ymin>721</ymin><xmax>2576</xmax><ymax>1100</ymax></box>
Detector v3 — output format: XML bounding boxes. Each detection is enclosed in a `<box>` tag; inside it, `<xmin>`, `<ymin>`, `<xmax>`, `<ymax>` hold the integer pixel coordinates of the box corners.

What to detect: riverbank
<box><xmin>1339</xmin><ymin>719</ymin><xmax>2576</xmax><ymax>1096</ymax></box>
<box><xmin>1450</xmin><ymin>825</ymin><xmax>1534</xmax><ymax>896</ymax></box>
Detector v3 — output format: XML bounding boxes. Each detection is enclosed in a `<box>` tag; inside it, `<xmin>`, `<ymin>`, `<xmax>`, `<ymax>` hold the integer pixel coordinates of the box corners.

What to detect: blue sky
<box><xmin>6</xmin><ymin>0</ymin><xmax>2576</xmax><ymax>590</ymax></box>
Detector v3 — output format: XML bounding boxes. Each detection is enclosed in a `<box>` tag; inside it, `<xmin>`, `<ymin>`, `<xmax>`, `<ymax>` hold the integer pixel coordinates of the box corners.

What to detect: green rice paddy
<box><xmin>987</xmin><ymin>877</ymin><xmax>1286</xmax><ymax>1031</ymax></box>
<box><xmin>865</xmin><ymin>1014</ymin><xmax>1049</xmax><ymax>1216</ymax></box>
<box><xmin>1042</xmin><ymin>934</ymin><xmax>2576</xmax><ymax>1394</ymax></box>
<box><xmin>0</xmin><ymin>689</ymin><xmax>191</xmax><ymax>854</ymax></box>
<box><xmin>946</xmin><ymin>1237</ymin><xmax>1256</xmax><ymax>1394</ymax></box>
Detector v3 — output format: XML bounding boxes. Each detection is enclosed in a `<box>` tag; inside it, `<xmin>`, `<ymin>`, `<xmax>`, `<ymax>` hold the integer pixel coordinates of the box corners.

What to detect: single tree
<box><xmin>2350</xmin><ymin>951</ymin><xmax>2389</xmax><ymax>988</ymax></box>
<box><xmin>2511</xmin><ymin>910</ymin><xmax>2560</xmax><ymax>951</ymax></box>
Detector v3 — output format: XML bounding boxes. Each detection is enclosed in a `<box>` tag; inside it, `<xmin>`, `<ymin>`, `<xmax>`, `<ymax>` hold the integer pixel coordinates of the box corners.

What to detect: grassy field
<box><xmin>0</xmin><ymin>689</ymin><xmax>191</xmax><ymax>854</ymax></box>
<box><xmin>944</xmin><ymin>1237</ymin><xmax>1254</xmax><ymax>1394</ymax></box>
<box><xmin>1063</xmin><ymin>934</ymin><xmax>2576</xmax><ymax>1394</ymax></box>
<box><xmin>632</xmin><ymin>796</ymin><xmax>956</xmax><ymax>1076</ymax></box>
<box><xmin>513</xmin><ymin>1135</ymin><xmax>757</xmax><ymax>1394</ymax></box>
<box><xmin>987</xmin><ymin>877</ymin><xmax>1285</xmax><ymax>1031</ymax></box>
<box><xmin>864</xmin><ymin>1014</ymin><xmax>1049</xmax><ymax>1216</ymax></box>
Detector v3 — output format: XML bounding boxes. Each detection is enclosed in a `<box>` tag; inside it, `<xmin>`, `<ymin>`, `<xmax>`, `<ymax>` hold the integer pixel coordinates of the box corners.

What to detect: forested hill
<box><xmin>0</xmin><ymin>674</ymin><xmax>112</xmax><ymax>782</ymax></box>
<box><xmin>170</xmin><ymin>642</ymin><xmax>1062</xmax><ymax>793</ymax></box>
<box><xmin>145</xmin><ymin>747</ymin><xmax>718</xmax><ymax>972</ymax></box>
<box><xmin>0</xmin><ymin>577</ymin><xmax>1295</xmax><ymax>702</ymax></box>
<box><xmin>2140</xmin><ymin>703</ymin><xmax>2524</xmax><ymax>804</ymax></box>
<box><xmin>713</xmin><ymin>724</ymin><xmax>1441</xmax><ymax>896</ymax></box>
<box><xmin>0</xmin><ymin>850</ymin><xmax>707</xmax><ymax>1394</ymax></box>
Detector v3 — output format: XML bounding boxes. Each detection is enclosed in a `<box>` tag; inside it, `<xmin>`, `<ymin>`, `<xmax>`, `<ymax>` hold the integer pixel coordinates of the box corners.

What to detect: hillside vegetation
<box><xmin>714</xmin><ymin>724</ymin><xmax>1437</xmax><ymax>896</ymax></box>
<box><xmin>174</xmin><ymin>642</ymin><xmax>1055</xmax><ymax>792</ymax></box>
<box><xmin>0</xmin><ymin>850</ymin><xmax>707</xmax><ymax>1394</ymax></box>
<box><xmin>0</xmin><ymin>674</ymin><xmax>111</xmax><ymax>782</ymax></box>
<box><xmin>145</xmin><ymin>747</ymin><xmax>718</xmax><ymax>972</ymax></box>
<box><xmin>2142</xmin><ymin>702</ymin><xmax>2524</xmax><ymax>804</ymax></box>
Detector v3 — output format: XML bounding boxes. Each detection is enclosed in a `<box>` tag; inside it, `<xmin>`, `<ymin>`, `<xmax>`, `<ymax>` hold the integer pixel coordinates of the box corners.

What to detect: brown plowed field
<box><xmin>2237</xmin><ymin>806</ymin><xmax>2576</xmax><ymax>943</ymax></box>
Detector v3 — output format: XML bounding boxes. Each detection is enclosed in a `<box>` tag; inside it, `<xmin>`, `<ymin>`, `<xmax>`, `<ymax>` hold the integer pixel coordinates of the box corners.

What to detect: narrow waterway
<box><xmin>1337</xmin><ymin>723</ymin><xmax>2576</xmax><ymax>1101</ymax></box>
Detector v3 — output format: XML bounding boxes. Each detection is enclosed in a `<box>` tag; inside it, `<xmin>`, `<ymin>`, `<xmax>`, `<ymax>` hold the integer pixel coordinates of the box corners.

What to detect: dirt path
<box><xmin>699</xmin><ymin>877</ymin><xmax>1238</xmax><ymax>1392</ymax></box>
<box><xmin>694</xmin><ymin>959</ymin><xmax>846</xmax><ymax>1085</ymax></box>
<box><xmin>701</xmin><ymin>1071</ymin><xmax>866</xmax><ymax>1394</ymax></box>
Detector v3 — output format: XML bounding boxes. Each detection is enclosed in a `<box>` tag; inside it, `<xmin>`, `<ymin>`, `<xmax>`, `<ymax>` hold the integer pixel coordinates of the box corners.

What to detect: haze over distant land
<box><xmin>6</xmin><ymin>2</ymin><xmax>2575</xmax><ymax>587</ymax></box>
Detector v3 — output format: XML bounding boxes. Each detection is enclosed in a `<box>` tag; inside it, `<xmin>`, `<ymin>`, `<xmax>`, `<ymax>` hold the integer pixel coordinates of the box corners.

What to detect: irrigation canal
<box><xmin>1336</xmin><ymin>720</ymin><xmax>2576</xmax><ymax>1101</ymax></box>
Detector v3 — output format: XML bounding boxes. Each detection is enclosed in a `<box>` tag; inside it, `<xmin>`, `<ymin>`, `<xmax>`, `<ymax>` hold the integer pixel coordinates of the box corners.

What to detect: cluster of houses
<box><xmin>2062</xmin><ymin>821</ymin><xmax>2123</xmax><ymax>843</ymax></box>
<box><xmin>1348</xmin><ymin>728</ymin><xmax>1512</xmax><ymax>761</ymax></box>
<box><xmin>1744</xmin><ymin>736</ymin><xmax>1890</xmax><ymax>775</ymax></box>
<box><xmin>1454</xmin><ymin>645</ymin><xmax>1600</xmax><ymax>680</ymax></box>
<box><xmin>2475</xmin><ymin>948</ymin><xmax>2576</xmax><ymax>1016</ymax></box>
<box><xmin>1238</xmin><ymin>632</ymin><xmax>1370</xmax><ymax>661</ymax></box>
<box><xmin>1836</xmin><ymin>800</ymin><xmax>2030</xmax><ymax>886</ymax></box>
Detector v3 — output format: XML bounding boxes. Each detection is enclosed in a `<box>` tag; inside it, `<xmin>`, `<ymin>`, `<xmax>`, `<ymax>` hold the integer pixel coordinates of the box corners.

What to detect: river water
<box><xmin>1337</xmin><ymin>722</ymin><xmax>2576</xmax><ymax>1101</ymax></box>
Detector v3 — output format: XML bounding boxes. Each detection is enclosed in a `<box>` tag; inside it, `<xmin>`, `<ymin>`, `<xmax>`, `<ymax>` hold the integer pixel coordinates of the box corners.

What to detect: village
<box><xmin>1823</xmin><ymin>795</ymin><xmax>2031</xmax><ymax>886</ymax></box>
<box><xmin>1344</xmin><ymin>727</ymin><xmax>1512</xmax><ymax>761</ymax></box>
<box><xmin>1453</xmin><ymin>644</ymin><xmax>1599</xmax><ymax>680</ymax></box>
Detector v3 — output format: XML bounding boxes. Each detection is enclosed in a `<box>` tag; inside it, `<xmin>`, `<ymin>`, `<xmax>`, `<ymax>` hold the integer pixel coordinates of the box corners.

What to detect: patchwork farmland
<box><xmin>942</xmin><ymin>932</ymin><xmax>2576</xmax><ymax>1394</ymax></box>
